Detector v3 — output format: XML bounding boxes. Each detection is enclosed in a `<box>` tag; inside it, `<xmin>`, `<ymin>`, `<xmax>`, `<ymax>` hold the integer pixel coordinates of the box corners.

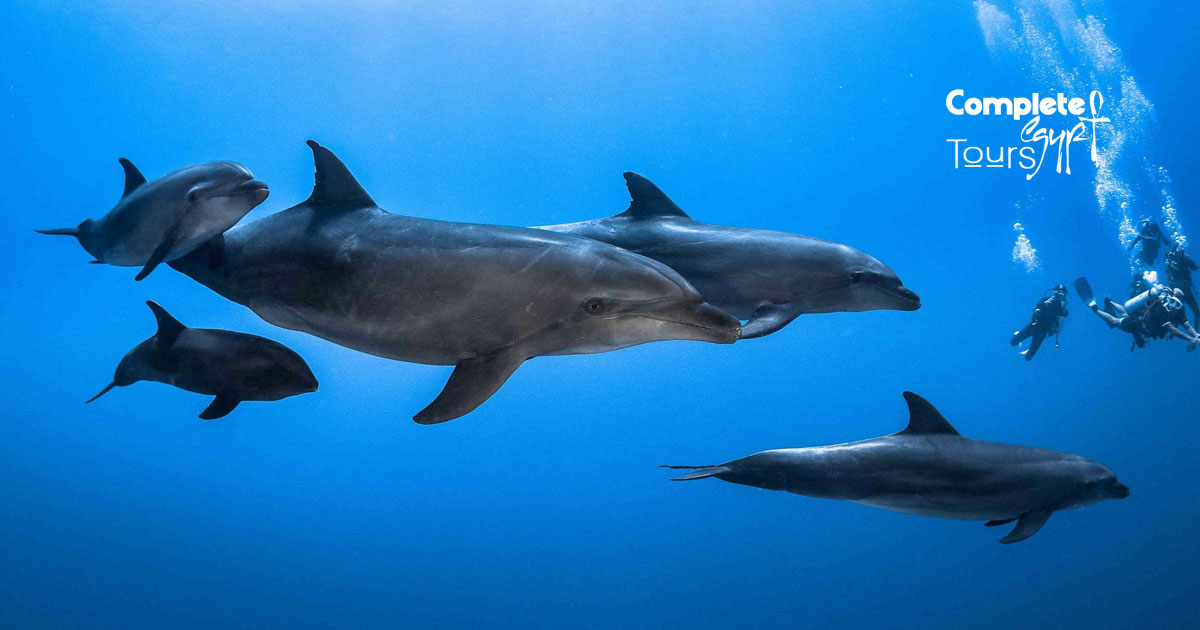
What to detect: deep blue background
<box><xmin>2</xmin><ymin>1</ymin><xmax>1198</xmax><ymax>628</ymax></box>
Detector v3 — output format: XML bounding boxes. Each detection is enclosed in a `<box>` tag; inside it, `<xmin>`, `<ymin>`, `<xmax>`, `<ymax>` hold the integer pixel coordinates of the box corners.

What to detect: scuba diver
<box><xmin>1074</xmin><ymin>277</ymin><xmax>1200</xmax><ymax>352</ymax></box>
<box><xmin>1127</xmin><ymin>217</ymin><xmax>1169</xmax><ymax>266</ymax></box>
<box><xmin>1165</xmin><ymin>245</ymin><xmax>1199</xmax><ymax>326</ymax></box>
<box><xmin>1010</xmin><ymin>285</ymin><xmax>1069</xmax><ymax>361</ymax></box>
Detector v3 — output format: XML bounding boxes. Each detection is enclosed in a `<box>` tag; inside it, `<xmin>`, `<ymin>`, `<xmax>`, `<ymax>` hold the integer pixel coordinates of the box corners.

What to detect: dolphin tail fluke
<box><xmin>35</xmin><ymin>227</ymin><xmax>80</xmax><ymax>237</ymax></box>
<box><xmin>86</xmin><ymin>381</ymin><xmax>117</xmax><ymax>404</ymax></box>
<box><xmin>659</xmin><ymin>465</ymin><xmax>729</xmax><ymax>481</ymax></box>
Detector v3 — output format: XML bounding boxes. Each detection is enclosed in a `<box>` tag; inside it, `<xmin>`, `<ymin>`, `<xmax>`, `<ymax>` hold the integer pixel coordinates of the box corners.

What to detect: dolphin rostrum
<box><xmin>37</xmin><ymin>159</ymin><xmax>269</xmax><ymax>280</ymax></box>
<box><xmin>536</xmin><ymin>173</ymin><xmax>920</xmax><ymax>338</ymax></box>
<box><xmin>88</xmin><ymin>301</ymin><xmax>318</xmax><ymax>419</ymax></box>
<box><xmin>169</xmin><ymin>141</ymin><xmax>741</xmax><ymax>424</ymax></box>
<box><xmin>663</xmin><ymin>392</ymin><xmax>1128</xmax><ymax>543</ymax></box>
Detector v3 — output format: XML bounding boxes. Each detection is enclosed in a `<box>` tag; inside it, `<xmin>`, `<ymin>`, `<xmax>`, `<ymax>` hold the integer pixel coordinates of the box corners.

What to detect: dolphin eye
<box><xmin>187</xmin><ymin>189</ymin><xmax>199</xmax><ymax>203</ymax></box>
<box><xmin>582</xmin><ymin>298</ymin><xmax>608</xmax><ymax>316</ymax></box>
<box><xmin>849</xmin><ymin>271</ymin><xmax>865</xmax><ymax>284</ymax></box>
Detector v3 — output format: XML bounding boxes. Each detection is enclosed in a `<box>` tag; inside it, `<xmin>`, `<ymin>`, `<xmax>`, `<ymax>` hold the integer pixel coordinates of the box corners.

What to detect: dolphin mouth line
<box><xmin>200</xmin><ymin>180</ymin><xmax>270</xmax><ymax>200</ymax></box>
<box><xmin>639</xmin><ymin>313</ymin><xmax>742</xmax><ymax>339</ymax></box>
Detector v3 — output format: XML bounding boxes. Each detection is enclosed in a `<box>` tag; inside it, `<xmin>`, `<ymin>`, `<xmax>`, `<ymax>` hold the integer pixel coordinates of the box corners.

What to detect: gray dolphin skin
<box><xmin>535</xmin><ymin>173</ymin><xmax>921</xmax><ymax>338</ymax></box>
<box><xmin>88</xmin><ymin>301</ymin><xmax>318</xmax><ymax>419</ymax></box>
<box><xmin>37</xmin><ymin>159</ymin><xmax>269</xmax><ymax>280</ymax></box>
<box><xmin>169</xmin><ymin>141</ymin><xmax>741</xmax><ymax>424</ymax></box>
<box><xmin>664</xmin><ymin>392</ymin><xmax>1129</xmax><ymax>544</ymax></box>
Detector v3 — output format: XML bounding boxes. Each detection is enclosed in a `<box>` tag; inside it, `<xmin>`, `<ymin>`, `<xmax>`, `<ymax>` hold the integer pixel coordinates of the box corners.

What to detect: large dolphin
<box><xmin>663</xmin><ymin>392</ymin><xmax>1128</xmax><ymax>544</ymax></box>
<box><xmin>169</xmin><ymin>141</ymin><xmax>741</xmax><ymax>424</ymax></box>
<box><xmin>535</xmin><ymin>173</ymin><xmax>920</xmax><ymax>338</ymax></box>
<box><xmin>88</xmin><ymin>301</ymin><xmax>318</xmax><ymax>419</ymax></box>
<box><xmin>37</xmin><ymin>159</ymin><xmax>269</xmax><ymax>280</ymax></box>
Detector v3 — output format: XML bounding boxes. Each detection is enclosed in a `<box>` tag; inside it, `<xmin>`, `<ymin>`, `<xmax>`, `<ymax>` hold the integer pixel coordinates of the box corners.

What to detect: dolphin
<box><xmin>535</xmin><ymin>173</ymin><xmax>920</xmax><ymax>338</ymax></box>
<box><xmin>663</xmin><ymin>392</ymin><xmax>1129</xmax><ymax>544</ymax></box>
<box><xmin>37</xmin><ymin>159</ymin><xmax>269</xmax><ymax>280</ymax></box>
<box><xmin>87</xmin><ymin>301</ymin><xmax>318</xmax><ymax>419</ymax></box>
<box><xmin>169</xmin><ymin>141</ymin><xmax>741</xmax><ymax>424</ymax></box>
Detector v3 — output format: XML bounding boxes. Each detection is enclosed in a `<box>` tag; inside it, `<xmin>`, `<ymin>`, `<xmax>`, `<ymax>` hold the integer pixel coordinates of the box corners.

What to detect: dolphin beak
<box><xmin>235</xmin><ymin>179</ymin><xmax>270</xmax><ymax>203</ymax></box>
<box><xmin>646</xmin><ymin>301</ymin><xmax>741</xmax><ymax>344</ymax></box>
<box><xmin>237</xmin><ymin>179</ymin><xmax>269</xmax><ymax>194</ymax></box>
<box><xmin>895</xmin><ymin>286</ymin><xmax>921</xmax><ymax>310</ymax></box>
<box><xmin>1111</xmin><ymin>482</ymin><xmax>1131</xmax><ymax>499</ymax></box>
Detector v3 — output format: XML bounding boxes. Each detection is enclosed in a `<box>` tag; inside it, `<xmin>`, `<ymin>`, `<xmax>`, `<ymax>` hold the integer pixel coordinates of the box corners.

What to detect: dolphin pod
<box><xmin>536</xmin><ymin>172</ymin><xmax>920</xmax><ymax>338</ymax></box>
<box><xmin>42</xmin><ymin>140</ymin><xmax>1127</xmax><ymax>545</ymax></box>
<box><xmin>663</xmin><ymin>392</ymin><xmax>1129</xmax><ymax>543</ymax></box>
<box><xmin>88</xmin><ymin>301</ymin><xmax>318</xmax><ymax>419</ymax></box>
<box><xmin>37</xmin><ymin>159</ymin><xmax>269</xmax><ymax>280</ymax></box>
<box><xmin>169</xmin><ymin>141</ymin><xmax>741</xmax><ymax>424</ymax></box>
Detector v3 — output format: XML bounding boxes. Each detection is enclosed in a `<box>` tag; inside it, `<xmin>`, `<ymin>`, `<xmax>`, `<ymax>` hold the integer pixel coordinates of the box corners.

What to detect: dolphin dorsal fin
<box><xmin>303</xmin><ymin>140</ymin><xmax>376</xmax><ymax>211</ymax></box>
<box><xmin>618</xmin><ymin>172</ymin><xmax>690</xmax><ymax>219</ymax></box>
<box><xmin>898</xmin><ymin>391</ymin><xmax>960</xmax><ymax>436</ymax></box>
<box><xmin>119</xmin><ymin>158</ymin><xmax>147</xmax><ymax>198</ymax></box>
<box><xmin>145</xmin><ymin>300</ymin><xmax>186</xmax><ymax>347</ymax></box>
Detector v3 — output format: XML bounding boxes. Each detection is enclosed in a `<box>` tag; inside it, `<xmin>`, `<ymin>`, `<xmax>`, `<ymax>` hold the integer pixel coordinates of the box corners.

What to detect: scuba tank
<box><xmin>1125</xmin><ymin>284</ymin><xmax>1184</xmax><ymax>316</ymax></box>
<box><xmin>1123</xmin><ymin>286</ymin><xmax>1160</xmax><ymax>316</ymax></box>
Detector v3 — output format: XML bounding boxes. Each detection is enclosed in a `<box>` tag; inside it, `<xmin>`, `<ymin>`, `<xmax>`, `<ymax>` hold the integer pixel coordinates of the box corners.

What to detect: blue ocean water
<box><xmin>2</xmin><ymin>1</ymin><xmax>1198</xmax><ymax>627</ymax></box>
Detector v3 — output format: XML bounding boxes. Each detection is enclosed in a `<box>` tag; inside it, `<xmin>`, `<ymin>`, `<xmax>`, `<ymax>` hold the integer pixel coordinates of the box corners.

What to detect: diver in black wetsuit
<box><xmin>1127</xmin><ymin>217</ymin><xmax>1169</xmax><ymax>266</ymax></box>
<box><xmin>1075</xmin><ymin>277</ymin><xmax>1200</xmax><ymax>351</ymax></box>
<box><xmin>1010</xmin><ymin>285</ymin><xmax>1069</xmax><ymax>360</ymax></box>
<box><xmin>1165</xmin><ymin>245</ymin><xmax>1199</xmax><ymax>326</ymax></box>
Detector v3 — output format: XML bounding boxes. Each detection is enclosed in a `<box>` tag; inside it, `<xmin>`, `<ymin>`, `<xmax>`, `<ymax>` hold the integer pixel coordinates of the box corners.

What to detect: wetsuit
<box><xmin>1166</xmin><ymin>248</ymin><xmax>1198</xmax><ymax>326</ymax></box>
<box><xmin>1011</xmin><ymin>293</ymin><xmax>1068</xmax><ymax>360</ymax></box>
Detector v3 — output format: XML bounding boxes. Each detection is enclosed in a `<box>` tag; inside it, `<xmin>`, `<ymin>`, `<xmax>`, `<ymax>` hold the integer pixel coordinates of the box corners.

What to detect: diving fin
<box><xmin>413</xmin><ymin>350</ymin><xmax>526</xmax><ymax>424</ymax></box>
<box><xmin>740</xmin><ymin>303</ymin><xmax>802</xmax><ymax>339</ymax></box>
<box><xmin>199</xmin><ymin>394</ymin><xmax>241</xmax><ymax>420</ymax></box>
<box><xmin>1073</xmin><ymin>277</ymin><xmax>1095</xmax><ymax>308</ymax></box>
<box><xmin>999</xmin><ymin>510</ymin><xmax>1052</xmax><ymax>544</ymax></box>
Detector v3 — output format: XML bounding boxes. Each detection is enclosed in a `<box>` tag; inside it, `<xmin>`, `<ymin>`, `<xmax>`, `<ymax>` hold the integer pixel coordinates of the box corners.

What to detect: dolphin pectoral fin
<box><xmin>88</xmin><ymin>260</ymin><xmax>104</xmax><ymax>264</ymax></box>
<box><xmin>999</xmin><ymin>510</ymin><xmax>1052</xmax><ymax>544</ymax></box>
<box><xmin>413</xmin><ymin>350</ymin><xmax>525</xmax><ymax>425</ymax></box>
<box><xmin>985</xmin><ymin>518</ymin><xmax>1017</xmax><ymax>527</ymax></box>
<box><xmin>199</xmin><ymin>394</ymin><xmax>241</xmax><ymax>420</ymax></box>
<box><xmin>136</xmin><ymin>230</ymin><xmax>181</xmax><ymax>281</ymax></box>
<box><xmin>740</xmin><ymin>303</ymin><xmax>801</xmax><ymax>339</ymax></box>
<box><xmin>205</xmin><ymin>234</ymin><xmax>226</xmax><ymax>271</ymax></box>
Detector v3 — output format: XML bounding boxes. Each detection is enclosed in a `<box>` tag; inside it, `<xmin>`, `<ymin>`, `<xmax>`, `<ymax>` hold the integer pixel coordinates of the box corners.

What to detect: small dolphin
<box><xmin>37</xmin><ymin>159</ymin><xmax>269</xmax><ymax>280</ymax></box>
<box><xmin>88</xmin><ymin>301</ymin><xmax>318</xmax><ymax>419</ymax></box>
<box><xmin>663</xmin><ymin>392</ymin><xmax>1128</xmax><ymax>544</ymax></box>
<box><xmin>169</xmin><ymin>141</ymin><xmax>741</xmax><ymax>424</ymax></box>
<box><xmin>536</xmin><ymin>173</ymin><xmax>920</xmax><ymax>338</ymax></box>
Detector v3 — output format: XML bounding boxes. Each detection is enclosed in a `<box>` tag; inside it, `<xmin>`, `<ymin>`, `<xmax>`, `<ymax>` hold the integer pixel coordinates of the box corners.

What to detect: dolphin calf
<box><xmin>37</xmin><ymin>159</ymin><xmax>269</xmax><ymax>280</ymax></box>
<box><xmin>87</xmin><ymin>301</ymin><xmax>318</xmax><ymax>419</ymax></box>
<box><xmin>535</xmin><ymin>173</ymin><xmax>920</xmax><ymax>338</ymax></box>
<box><xmin>664</xmin><ymin>392</ymin><xmax>1128</xmax><ymax>544</ymax></box>
<box><xmin>169</xmin><ymin>141</ymin><xmax>741</xmax><ymax>424</ymax></box>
